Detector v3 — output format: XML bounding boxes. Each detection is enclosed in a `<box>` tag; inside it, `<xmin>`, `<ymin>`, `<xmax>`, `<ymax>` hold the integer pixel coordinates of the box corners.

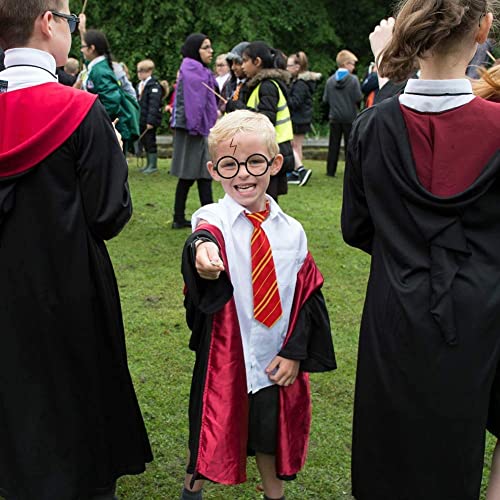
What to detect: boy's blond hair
<box><xmin>336</xmin><ymin>49</ymin><xmax>358</xmax><ymax>68</ymax></box>
<box><xmin>208</xmin><ymin>110</ymin><xmax>279</xmax><ymax>159</ymax></box>
<box><xmin>137</xmin><ymin>59</ymin><xmax>155</xmax><ymax>72</ymax></box>
<box><xmin>64</xmin><ymin>57</ymin><xmax>79</xmax><ymax>75</ymax></box>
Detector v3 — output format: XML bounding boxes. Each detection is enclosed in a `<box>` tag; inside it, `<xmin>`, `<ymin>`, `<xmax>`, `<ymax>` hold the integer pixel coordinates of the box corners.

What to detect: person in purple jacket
<box><xmin>170</xmin><ymin>33</ymin><xmax>219</xmax><ymax>229</ymax></box>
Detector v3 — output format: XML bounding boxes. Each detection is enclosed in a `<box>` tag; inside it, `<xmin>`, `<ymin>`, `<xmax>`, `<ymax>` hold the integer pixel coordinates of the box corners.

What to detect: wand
<box><xmin>201</xmin><ymin>82</ymin><xmax>227</xmax><ymax>103</ymax></box>
<box><xmin>81</xmin><ymin>0</ymin><xmax>89</xmax><ymax>14</ymax></box>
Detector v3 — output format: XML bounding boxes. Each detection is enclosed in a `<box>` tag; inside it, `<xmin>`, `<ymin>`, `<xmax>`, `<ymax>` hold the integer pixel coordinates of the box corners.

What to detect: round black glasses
<box><xmin>50</xmin><ymin>11</ymin><xmax>80</xmax><ymax>34</ymax></box>
<box><xmin>214</xmin><ymin>154</ymin><xmax>275</xmax><ymax>179</ymax></box>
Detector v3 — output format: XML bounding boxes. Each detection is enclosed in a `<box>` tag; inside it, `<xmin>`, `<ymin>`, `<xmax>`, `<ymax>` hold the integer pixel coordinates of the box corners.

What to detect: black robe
<box><xmin>0</xmin><ymin>84</ymin><xmax>152</xmax><ymax>499</ymax></box>
<box><xmin>342</xmin><ymin>96</ymin><xmax>500</xmax><ymax>500</ymax></box>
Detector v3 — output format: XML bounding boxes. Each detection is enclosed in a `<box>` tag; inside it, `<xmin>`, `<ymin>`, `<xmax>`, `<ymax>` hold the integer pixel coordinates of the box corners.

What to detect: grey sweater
<box><xmin>323</xmin><ymin>72</ymin><xmax>362</xmax><ymax>124</ymax></box>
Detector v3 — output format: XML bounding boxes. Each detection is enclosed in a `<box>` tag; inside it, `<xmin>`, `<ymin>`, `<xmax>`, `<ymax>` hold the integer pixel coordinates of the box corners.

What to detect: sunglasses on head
<box><xmin>50</xmin><ymin>11</ymin><xmax>80</xmax><ymax>34</ymax></box>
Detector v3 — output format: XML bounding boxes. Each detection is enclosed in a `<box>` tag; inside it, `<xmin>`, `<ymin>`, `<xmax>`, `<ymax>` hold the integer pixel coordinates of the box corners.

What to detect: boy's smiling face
<box><xmin>207</xmin><ymin>132</ymin><xmax>282</xmax><ymax>213</ymax></box>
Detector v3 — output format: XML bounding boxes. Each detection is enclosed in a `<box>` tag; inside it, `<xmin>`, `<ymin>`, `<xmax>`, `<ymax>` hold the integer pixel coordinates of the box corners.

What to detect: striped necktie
<box><xmin>232</xmin><ymin>82</ymin><xmax>243</xmax><ymax>101</ymax></box>
<box><xmin>245</xmin><ymin>204</ymin><xmax>282</xmax><ymax>328</ymax></box>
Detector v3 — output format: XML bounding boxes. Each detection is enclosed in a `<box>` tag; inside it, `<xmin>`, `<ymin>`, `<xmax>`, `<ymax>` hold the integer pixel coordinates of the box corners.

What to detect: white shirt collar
<box><xmin>87</xmin><ymin>55</ymin><xmax>107</xmax><ymax>72</ymax></box>
<box><xmin>399</xmin><ymin>78</ymin><xmax>475</xmax><ymax>112</ymax></box>
<box><xmin>0</xmin><ymin>48</ymin><xmax>58</xmax><ymax>91</ymax></box>
<box><xmin>221</xmin><ymin>193</ymin><xmax>288</xmax><ymax>227</ymax></box>
<box><xmin>139</xmin><ymin>76</ymin><xmax>151</xmax><ymax>88</ymax></box>
<box><xmin>4</xmin><ymin>48</ymin><xmax>57</xmax><ymax>75</ymax></box>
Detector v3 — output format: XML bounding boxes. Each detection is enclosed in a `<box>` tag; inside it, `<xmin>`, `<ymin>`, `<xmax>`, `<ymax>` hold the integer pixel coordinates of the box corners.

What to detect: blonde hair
<box><xmin>379</xmin><ymin>0</ymin><xmax>497</xmax><ymax>82</ymax></box>
<box><xmin>64</xmin><ymin>57</ymin><xmax>79</xmax><ymax>75</ymax></box>
<box><xmin>473</xmin><ymin>63</ymin><xmax>500</xmax><ymax>99</ymax></box>
<box><xmin>137</xmin><ymin>59</ymin><xmax>155</xmax><ymax>72</ymax></box>
<box><xmin>290</xmin><ymin>51</ymin><xmax>309</xmax><ymax>73</ymax></box>
<box><xmin>336</xmin><ymin>50</ymin><xmax>358</xmax><ymax>67</ymax></box>
<box><xmin>208</xmin><ymin>110</ymin><xmax>279</xmax><ymax>159</ymax></box>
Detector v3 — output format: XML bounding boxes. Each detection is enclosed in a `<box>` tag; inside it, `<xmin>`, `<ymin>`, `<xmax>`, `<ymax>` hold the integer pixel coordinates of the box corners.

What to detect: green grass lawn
<box><xmin>111</xmin><ymin>158</ymin><xmax>495</xmax><ymax>499</ymax></box>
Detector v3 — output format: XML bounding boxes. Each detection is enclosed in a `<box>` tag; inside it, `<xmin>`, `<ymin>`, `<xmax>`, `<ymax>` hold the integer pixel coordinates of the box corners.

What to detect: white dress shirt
<box><xmin>192</xmin><ymin>194</ymin><xmax>308</xmax><ymax>394</ymax></box>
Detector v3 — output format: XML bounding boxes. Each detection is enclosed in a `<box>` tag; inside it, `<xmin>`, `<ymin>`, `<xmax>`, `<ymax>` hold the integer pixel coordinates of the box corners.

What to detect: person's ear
<box><xmin>270</xmin><ymin>154</ymin><xmax>283</xmax><ymax>176</ymax></box>
<box><xmin>254</xmin><ymin>57</ymin><xmax>263</xmax><ymax>68</ymax></box>
<box><xmin>38</xmin><ymin>10</ymin><xmax>54</xmax><ymax>39</ymax></box>
<box><xmin>477</xmin><ymin>12</ymin><xmax>493</xmax><ymax>44</ymax></box>
<box><xmin>207</xmin><ymin>161</ymin><xmax>220</xmax><ymax>181</ymax></box>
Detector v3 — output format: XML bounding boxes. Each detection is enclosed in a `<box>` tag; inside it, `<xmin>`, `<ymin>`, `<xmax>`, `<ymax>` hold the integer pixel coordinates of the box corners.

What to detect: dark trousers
<box><xmin>327</xmin><ymin>121</ymin><xmax>352</xmax><ymax>177</ymax></box>
<box><xmin>173</xmin><ymin>178</ymin><xmax>213</xmax><ymax>223</ymax></box>
<box><xmin>139</xmin><ymin>126</ymin><xmax>158</xmax><ymax>154</ymax></box>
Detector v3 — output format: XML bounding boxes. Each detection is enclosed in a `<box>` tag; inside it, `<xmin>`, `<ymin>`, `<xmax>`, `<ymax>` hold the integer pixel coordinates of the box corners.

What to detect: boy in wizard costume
<box><xmin>180</xmin><ymin>110</ymin><xmax>336</xmax><ymax>500</ymax></box>
<box><xmin>0</xmin><ymin>1</ymin><xmax>152</xmax><ymax>498</ymax></box>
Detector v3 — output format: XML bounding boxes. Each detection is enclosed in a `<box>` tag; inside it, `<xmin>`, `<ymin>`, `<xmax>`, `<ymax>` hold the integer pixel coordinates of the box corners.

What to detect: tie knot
<box><xmin>245</xmin><ymin>206</ymin><xmax>270</xmax><ymax>229</ymax></box>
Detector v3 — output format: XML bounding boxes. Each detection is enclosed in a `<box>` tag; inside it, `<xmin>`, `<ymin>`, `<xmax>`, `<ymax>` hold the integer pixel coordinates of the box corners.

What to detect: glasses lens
<box><xmin>216</xmin><ymin>156</ymin><xmax>239</xmax><ymax>178</ymax></box>
<box><xmin>246</xmin><ymin>154</ymin><xmax>269</xmax><ymax>176</ymax></box>
<box><xmin>69</xmin><ymin>18</ymin><xmax>77</xmax><ymax>33</ymax></box>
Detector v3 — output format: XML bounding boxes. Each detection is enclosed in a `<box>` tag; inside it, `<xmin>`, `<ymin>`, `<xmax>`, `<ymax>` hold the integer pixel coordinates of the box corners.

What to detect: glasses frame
<box><xmin>214</xmin><ymin>154</ymin><xmax>275</xmax><ymax>179</ymax></box>
<box><xmin>50</xmin><ymin>11</ymin><xmax>80</xmax><ymax>33</ymax></box>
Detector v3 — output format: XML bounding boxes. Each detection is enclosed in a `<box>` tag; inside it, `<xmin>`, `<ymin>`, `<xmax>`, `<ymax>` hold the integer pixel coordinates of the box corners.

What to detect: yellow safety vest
<box><xmin>246</xmin><ymin>80</ymin><xmax>293</xmax><ymax>144</ymax></box>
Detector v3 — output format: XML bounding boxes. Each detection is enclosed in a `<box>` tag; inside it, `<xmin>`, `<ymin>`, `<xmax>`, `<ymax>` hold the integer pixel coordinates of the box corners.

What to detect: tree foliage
<box><xmin>69</xmin><ymin>0</ymin><xmax>395</xmax><ymax>127</ymax></box>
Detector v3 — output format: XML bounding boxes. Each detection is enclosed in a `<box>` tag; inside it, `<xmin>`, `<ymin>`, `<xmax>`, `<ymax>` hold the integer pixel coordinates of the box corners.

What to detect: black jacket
<box><xmin>0</xmin><ymin>48</ymin><xmax>4</xmax><ymax>72</ymax></box>
<box><xmin>137</xmin><ymin>76</ymin><xmax>163</xmax><ymax>128</ymax></box>
<box><xmin>288</xmin><ymin>71</ymin><xmax>321</xmax><ymax>125</ymax></box>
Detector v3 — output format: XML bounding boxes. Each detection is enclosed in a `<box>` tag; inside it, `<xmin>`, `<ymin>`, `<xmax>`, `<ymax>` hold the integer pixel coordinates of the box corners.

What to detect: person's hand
<box><xmin>78</xmin><ymin>13</ymin><xmax>87</xmax><ymax>35</ymax></box>
<box><xmin>195</xmin><ymin>241</ymin><xmax>225</xmax><ymax>280</ymax></box>
<box><xmin>112</xmin><ymin>118</ymin><xmax>123</xmax><ymax>149</ymax></box>
<box><xmin>265</xmin><ymin>356</ymin><xmax>300</xmax><ymax>386</ymax></box>
<box><xmin>164</xmin><ymin>104</ymin><xmax>172</xmax><ymax>113</ymax></box>
<box><xmin>369</xmin><ymin>17</ymin><xmax>395</xmax><ymax>60</ymax></box>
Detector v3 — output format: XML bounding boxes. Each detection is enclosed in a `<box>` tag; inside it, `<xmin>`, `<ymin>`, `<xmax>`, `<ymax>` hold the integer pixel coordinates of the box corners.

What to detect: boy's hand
<box><xmin>195</xmin><ymin>241</ymin><xmax>225</xmax><ymax>280</ymax></box>
<box><xmin>266</xmin><ymin>356</ymin><xmax>299</xmax><ymax>387</ymax></box>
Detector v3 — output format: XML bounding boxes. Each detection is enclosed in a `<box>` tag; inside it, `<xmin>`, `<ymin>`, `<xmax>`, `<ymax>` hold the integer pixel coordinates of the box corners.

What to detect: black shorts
<box><xmin>247</xmin><ymin>384</ymin><xmax>279</xmax><ymax>456</ymax></box>
<box><xmin>292</xmin><ymin>122</ymin><xmax>311</xmax><ymax>135</ymax></box>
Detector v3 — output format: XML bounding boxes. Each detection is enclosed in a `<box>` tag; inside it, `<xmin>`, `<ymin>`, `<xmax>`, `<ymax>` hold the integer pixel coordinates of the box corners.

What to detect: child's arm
<box><xmin>265</xmin><ymin>356</ymin><xmax>300</xmax><ymax>387</ymax></box>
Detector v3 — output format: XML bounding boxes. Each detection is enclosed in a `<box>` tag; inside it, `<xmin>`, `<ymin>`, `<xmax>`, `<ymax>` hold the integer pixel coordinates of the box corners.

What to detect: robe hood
<box><xmin>0</xmin><ymin>82</ymin><xmax>96</xmax><ymax>179</ymax></box>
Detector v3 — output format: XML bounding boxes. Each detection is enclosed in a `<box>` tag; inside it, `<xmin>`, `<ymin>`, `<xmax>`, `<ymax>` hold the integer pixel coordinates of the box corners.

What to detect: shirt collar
<box><xmin>221</xmin><ymin>193</ymin><xmax>289</xmax><ymax>227</ymax></box>
<box><xmin>4</xmin><ymin>47</ymin><xmax>57</xmax><ymax>76</ymax></box>
<box><xmin>87</xmin><ymin>55</ymin><xmax>107</xmax><ymax>72</ymax></box>
<box><xmin>400</xmin><ymin>78</ymin><xmax>475</xmax><ymax>112</ymax></box>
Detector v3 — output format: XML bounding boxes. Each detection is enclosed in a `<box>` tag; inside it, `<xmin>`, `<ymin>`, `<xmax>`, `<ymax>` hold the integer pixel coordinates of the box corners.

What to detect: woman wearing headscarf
<box><xmin>170</xmin><ymin>33</ymin><xmax>218</xmax><ymax>229</ymax></box>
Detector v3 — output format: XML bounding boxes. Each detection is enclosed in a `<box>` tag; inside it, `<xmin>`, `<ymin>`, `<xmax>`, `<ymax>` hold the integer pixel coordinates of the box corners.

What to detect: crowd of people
<box><xmin>4</xmin><ymin>0</ymin><xmax>500</xmax><ymax>499</ymax></box>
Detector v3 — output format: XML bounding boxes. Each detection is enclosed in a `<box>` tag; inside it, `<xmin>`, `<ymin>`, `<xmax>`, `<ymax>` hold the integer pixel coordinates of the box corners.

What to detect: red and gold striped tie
<box><xmin>245</xmin><ymin>204</ymin><xmax>282</xmax><ymax>328</ymax></box>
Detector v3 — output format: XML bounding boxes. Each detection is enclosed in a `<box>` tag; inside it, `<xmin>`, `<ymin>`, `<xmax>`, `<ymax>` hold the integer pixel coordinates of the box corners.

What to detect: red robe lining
<box><xmin>0</xmin><ymin>82</ymin><xmax>97</xmax><ymax>179</ymax></box>
<box><xmin>400</xmin><ymin>97</ymin><xmax>500</xmax><ymax>196</ymax></box>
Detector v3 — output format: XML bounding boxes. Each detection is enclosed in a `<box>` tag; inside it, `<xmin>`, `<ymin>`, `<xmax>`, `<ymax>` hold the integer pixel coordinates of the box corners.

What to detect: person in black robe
<box><xmin>0</xmin><ymin>2</ymin><xmax>152</xmax><ymax>498</ymax></box>
<box><xmin>342</xmin><ymin>4</ymin><xmax>500</xmax><ymax>499</ymax></box>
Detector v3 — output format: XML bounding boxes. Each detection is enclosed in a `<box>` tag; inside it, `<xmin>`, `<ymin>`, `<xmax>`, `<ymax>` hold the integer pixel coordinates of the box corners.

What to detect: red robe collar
<box><xmin>194</xmin><ymin>223</ymin><xmax>324</xmax><ymax>484</ymax></box>
<box><xmin>0</xmin><ymin>82</ymin><xmax>97</xmax><ymax>179</ymax></box>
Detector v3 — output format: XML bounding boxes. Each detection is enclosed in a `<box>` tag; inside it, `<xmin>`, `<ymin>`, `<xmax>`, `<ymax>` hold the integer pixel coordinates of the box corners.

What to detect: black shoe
<box><xmin>298</xmin><ymin>168</ymin><xmax>312</xmax><ymax>186</ymax></box>
<box><xmin>172</xmin><ymin>220</ymin><xmax>192</xmax><ymax>229</ymax></box>
<box><xmin>287</xmin><ymin>171</ymin><xmax>300</xmax><ymax>185</ymax></box>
